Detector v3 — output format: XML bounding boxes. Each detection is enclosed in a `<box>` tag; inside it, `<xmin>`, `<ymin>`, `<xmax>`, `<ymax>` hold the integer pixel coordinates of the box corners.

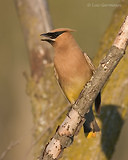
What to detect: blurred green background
<box><xmin>1</xmin><ymin>0</ymin><xmax>128</xmax><ymax>160</ymax></box>
<box><xmin>48</xmin><ymin>0</ymin><xmax>120</xmax><ymax>57</ymax></box>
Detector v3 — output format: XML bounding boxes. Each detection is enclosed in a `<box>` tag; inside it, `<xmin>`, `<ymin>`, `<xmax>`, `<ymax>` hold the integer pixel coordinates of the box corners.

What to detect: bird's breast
<box><xmin>54</xmin><ymin>53</ymin><xmax>93</xmax><ymax>103</ymax></box>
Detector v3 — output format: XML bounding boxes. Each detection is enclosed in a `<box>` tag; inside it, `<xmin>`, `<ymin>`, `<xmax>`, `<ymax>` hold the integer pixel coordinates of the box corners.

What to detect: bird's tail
<box><xmin>83</xmin><ymin>106</ymin><xmax>100</xmax><ymax>138</ymax></box>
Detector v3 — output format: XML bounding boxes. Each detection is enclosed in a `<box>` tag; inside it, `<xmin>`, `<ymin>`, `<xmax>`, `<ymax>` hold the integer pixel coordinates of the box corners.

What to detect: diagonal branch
<box><xmin>40</xmin><ymin>15</ymin><xmax>128</xmax><ymax>160</ymax></box>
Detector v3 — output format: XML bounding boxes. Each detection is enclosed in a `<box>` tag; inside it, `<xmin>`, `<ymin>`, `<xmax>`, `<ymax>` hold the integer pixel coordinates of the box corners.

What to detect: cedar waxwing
<box><xmin>40</xmin><ymin>28</ymin><xmax>101</xmax><ymax>137</ymax></box>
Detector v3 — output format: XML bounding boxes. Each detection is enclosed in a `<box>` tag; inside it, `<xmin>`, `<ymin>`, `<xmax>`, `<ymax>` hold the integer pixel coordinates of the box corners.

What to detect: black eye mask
<box><xmin>41</xmin><ymin>31</ymin><xmax>66</xmax><ymax>39</ymax></box>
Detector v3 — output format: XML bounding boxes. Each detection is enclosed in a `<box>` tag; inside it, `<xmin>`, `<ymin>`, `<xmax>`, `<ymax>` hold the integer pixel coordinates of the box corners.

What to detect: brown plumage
<box><xmin>41</xmin><ymin>28</ymin><xmax>101</xmax><ymax>137</ymax></box>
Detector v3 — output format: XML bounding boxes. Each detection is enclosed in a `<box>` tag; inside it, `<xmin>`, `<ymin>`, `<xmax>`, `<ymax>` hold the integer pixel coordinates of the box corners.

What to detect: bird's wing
<box><xmin>54</xmin><ymin>66</ymin><xmax>64</xmax><ymax>94</ymax></box>
<box><xmin>83</xmin><ymin>52</ymin><xmax>101</xmax><ymax>114</ymax></box>
<box><xmin>54</xmin><ymin>66</ymin><xmax>61</xmax><ymax>86</ymax></box>
<box><xmin>54</xmin><ymin>66</ymin><xmax>70</xmax><ymax>102</ymax></box>
<box><xmin>83</xmin><ymin>52</ymin><xmax>95</xmax><ymax>72</ymax></box>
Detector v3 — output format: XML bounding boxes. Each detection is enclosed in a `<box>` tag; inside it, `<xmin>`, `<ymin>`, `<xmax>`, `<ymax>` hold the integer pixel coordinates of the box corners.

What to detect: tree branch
<box><xmin>15</xmin><ymin>0</ymin><xmax>53</xmax><ymax>82</ymax></box>
<box><xmin>40</xmin><ymin>15</ymin><xmax>128</xmax><ymax>160</ymax></box>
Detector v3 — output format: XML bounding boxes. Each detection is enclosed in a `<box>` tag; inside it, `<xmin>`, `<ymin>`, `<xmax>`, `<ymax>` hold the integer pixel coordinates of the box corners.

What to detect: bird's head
<box><xmin>40</xmin><ymin>28</ymin><xmax>75</xmax><ymax>46</ymax></box>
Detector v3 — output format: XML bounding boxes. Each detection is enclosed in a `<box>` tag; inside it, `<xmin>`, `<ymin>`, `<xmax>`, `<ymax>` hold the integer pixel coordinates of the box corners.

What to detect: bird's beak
<box><xmin>40</xmin><ymin>33</ymin><xmax>55</xmax><ymax>44</ymax></box>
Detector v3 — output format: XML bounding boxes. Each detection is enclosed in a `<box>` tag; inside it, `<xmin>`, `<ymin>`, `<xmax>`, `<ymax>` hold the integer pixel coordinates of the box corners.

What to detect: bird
<box><xmin>40</xmin><ymin>28</ymin><xmax>101</xmax><ymax>138</ymax></box>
